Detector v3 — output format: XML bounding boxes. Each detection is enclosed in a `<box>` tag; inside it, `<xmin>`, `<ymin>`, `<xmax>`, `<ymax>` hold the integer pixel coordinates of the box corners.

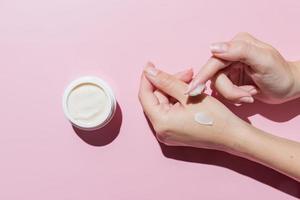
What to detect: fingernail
<box><xmin>189</xmin><ymin>84</ymin><xmax>205</xmax><ymax>96</ymax></box>
<box><xmin>145</xmin><ymin>64</ymin><xmax>158</xmax><ymax>76</ymax></box>
<box><xmin>210</xmin><ymin>42</ymin><xmax>228</xmax><ymax>53</ymax></box>
<box><xmin>239</xmin><ymin>96</ymin><xmax>254</xmax><ymax>103</ymax></box>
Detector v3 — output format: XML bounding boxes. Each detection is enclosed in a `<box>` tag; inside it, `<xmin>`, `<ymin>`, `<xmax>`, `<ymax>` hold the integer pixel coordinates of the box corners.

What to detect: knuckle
<box><xmin>234</xmin><ymin>32</ymin><xmax>252</xmax><ymax>40</ymax></box>
<box><xmin>262</xmin><ymin>47</ymin><xmax>277</xmax><ymax>61</ymax></box>
<box><xmin>235</xmin><ymin>41</ymin><xmax>251</xmax><ymax>61</ymax></box>
<box><xmin>236</xmin><ymin>40</ymin><xmax>249</xmax><ymax>52</ymax></box>
<box><xmin>268</xmin><ymin>47</ymin><xmax>280</xmax><ymax>58</ymax></box>
<box><xmin>265</xmin><ymin>49</ymin><xmax>276</xmax><ymax>61</ymax></box>
<box><xmin>261</xmin><ymin>48</ymin><xmax>281</xmax><ymax>71</ymax></box>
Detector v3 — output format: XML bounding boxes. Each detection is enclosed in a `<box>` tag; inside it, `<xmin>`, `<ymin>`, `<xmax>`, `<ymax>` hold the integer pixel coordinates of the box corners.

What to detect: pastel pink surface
<box><xmin>0</xmin><ymin>0</ymin><xmax>300</xmax><ymax>199</ymax></box>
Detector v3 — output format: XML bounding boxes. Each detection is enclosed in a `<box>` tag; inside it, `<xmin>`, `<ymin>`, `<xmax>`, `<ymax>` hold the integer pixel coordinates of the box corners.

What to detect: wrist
<box><xmin>223</xmin><ymin>120</ymin><xmax>269</xmax><ymax>162</ymax></box>
<box><xmin>222</xmin><ymin>118</ymin><xmax>257</xmax><ymax>155</ymax></box>
<box><xmin>213</xmin><ymin>115</ymin><xmax>253</xmax><ymax>153</ymax></box>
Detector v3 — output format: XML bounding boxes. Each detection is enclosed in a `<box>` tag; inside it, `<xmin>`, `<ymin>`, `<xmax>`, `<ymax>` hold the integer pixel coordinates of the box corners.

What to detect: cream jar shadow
<box><xmin>63</xmin><ymin>76</ymin><xmax>116</xmax><ymax>130</ymax></box>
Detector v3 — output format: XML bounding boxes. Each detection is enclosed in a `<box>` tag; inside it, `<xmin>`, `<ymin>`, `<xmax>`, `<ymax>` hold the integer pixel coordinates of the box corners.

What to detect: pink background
<box><xmin>1</xmin><ymin>0</ymin><xmax>300</xmax><ymax>199</ymax></box>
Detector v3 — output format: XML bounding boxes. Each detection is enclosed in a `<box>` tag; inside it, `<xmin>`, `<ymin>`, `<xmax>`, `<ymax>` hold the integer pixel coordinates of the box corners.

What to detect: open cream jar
<box><xmin>63</xmin><ymin>76</ymin><xmax>116</xmax><ymax>130</ymax></box>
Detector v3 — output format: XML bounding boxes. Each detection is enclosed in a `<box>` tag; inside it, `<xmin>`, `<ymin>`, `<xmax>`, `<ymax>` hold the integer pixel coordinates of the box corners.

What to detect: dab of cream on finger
<box><xmin>189</xmin><ymin>84</ymin><xmax>205</xmax><ymax>96</ymax></box>
<box><xmin>194</xmin><ymin>112</ymin><xmax>214</xmax><ymax>126</ymax></box>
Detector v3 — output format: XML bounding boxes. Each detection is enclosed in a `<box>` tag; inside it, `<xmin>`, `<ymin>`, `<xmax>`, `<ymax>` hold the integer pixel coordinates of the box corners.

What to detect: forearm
<box><xmin>228</xmin><ymin>122</ymin><xmax>300</xmax><ymax>181</ymax></box>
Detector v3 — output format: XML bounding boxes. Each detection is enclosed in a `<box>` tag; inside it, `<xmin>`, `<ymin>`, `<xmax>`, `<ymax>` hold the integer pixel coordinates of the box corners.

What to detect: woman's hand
<box><xmin>186</xmin><ymin>32</ymin><xmax>300</xmax><ymax>104</ymax></box>
<box><xmin>139</xmin><ymin>62</ymin><xmax>300</xmax><ymax>182</ymax></box>
<box><xmin>138</xmin><ymin>62</ymin><xmax>246</xmax><ymax>150</ymax></box>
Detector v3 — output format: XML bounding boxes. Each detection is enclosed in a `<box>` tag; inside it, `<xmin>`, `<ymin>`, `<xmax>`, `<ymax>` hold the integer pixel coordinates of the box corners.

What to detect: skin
<box><xmin>138</xmin><ymin>62</ymin><xmax>300</xmax><ymax>182</ymax></box>
<box><xmin>186</xmin><ymin>32</ymin><xmax>300</xmax><ymax>104</ymax></box>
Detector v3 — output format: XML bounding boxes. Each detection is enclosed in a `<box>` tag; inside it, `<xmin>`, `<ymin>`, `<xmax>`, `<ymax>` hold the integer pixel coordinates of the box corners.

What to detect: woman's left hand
<box><xmin>139</xmin><ymin>62</ymin><xmax>300</xmax><ymax>182</ymax></box>
<box><xmin>138</xmin><ymin>62</ymin><xmax>247</xmax><ymax>150</ymax></box>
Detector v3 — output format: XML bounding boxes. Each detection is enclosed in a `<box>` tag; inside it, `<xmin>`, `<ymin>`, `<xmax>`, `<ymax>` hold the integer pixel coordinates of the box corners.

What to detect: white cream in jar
<box><xmin>63</xmin><ymin>76</ymin><xmax>116</xmax><ymax>130</ymax></box>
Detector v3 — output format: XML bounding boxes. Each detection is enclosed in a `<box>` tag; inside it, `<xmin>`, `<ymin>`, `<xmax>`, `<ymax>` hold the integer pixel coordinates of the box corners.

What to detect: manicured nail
<box><xmin>145</xmin><ymin>64</ymin><xmax>158</xmax><ymax>76</ymax></box>
<box><xmin>210</xmin><ymin>42</ymin><xmax>228</xmax><ymax>53</ymax></box>
<box><xmin>189</xmin><ymin>84</ymin><xmax>205</xmax><ymax>96</ymax></box>
<box><xmin>239</xmin><ymin>96</ymin><xmax>254</xmax><ymax>103</ymax></box>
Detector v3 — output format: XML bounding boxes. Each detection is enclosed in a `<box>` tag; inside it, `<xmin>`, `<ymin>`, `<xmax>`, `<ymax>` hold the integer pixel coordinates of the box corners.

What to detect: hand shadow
<box><xmin>145</xmin><ymin>93</ymin><xmax>300</xmax><ymax>198</ymax></box>
<box><xmin>73</xmin><ymin>102</ymin><xmax>122</xmax><ymax>146</ymax></box>
<box><xmin>212</xmin><ymin>91</ymin><xmax>300</xmax><ymax>123</ymax></box>
<box><xmin>159</xmin><ymin>143</ymin><xmax>300</xmax><ymax>197</ymax></box>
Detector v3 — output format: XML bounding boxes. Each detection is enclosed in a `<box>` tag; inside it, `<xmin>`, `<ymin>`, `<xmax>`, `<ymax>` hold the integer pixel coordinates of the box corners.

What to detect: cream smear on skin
<box><xmin>187</xmin><ymin>85</ymin><xmax>214</xmax><ymax>125</ymax></box>
<box><xmin>67</xmin><ymin>83</ymin><xmax>110</xmax><ymax>127</ymax></box>
<box><xmin>194</xmin><ymin>112</ymin><xmax>214</xmax><ymax>126</ymax></box>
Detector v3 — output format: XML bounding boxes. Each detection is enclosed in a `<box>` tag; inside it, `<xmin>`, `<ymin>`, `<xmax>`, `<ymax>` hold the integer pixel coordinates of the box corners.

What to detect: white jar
<box><xmin>62</xmin><ymin>76</ymin><xmax>116</xmax><ymax>130</ymax></box>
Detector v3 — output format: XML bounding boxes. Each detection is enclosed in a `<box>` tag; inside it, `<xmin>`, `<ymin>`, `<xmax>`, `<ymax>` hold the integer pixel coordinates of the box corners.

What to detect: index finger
<box><xmin>138</xmin><ymin>73</ymin><xmax>159</xmax><ymax>118</ymax></box>
<box><xmin>186</xmin><ymin>57</ymin><xmax>231</xmax><ymax>95</ymax></box>
<box><xmin>144</xmin><ymin>64</ymin><xmax>188</xmax><ymax>104</ymax></box>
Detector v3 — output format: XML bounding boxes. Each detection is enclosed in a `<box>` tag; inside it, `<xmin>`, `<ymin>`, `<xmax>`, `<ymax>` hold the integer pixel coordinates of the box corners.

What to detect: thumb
<box><xmin>210</xmin><ymin>40</ymin><xmax>269</xmax><ymax>72</ymax></box>
<box><xmin>143</xmin><ymin>62</ymin><xmax>188</xmax><ymax>104</ymax></box>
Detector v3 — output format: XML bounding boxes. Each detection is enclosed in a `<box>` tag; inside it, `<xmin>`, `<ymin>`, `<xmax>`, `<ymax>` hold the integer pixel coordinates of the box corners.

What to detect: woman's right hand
<box><xmin>186</xmin><ymin>32</ymin><xmax>300</xmax><ymax>104</ymax></box>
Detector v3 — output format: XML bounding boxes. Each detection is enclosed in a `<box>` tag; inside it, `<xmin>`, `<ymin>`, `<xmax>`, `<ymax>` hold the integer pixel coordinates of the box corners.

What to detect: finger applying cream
<box><xmin>185</xmin><ymin>57</ymin><xmax>230</xmax><ymax>96</ymax></box>
<box><xmin>186</xmin><ymin>83</ymin><xmax>206</xmax><ymax>96</ymax></box>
